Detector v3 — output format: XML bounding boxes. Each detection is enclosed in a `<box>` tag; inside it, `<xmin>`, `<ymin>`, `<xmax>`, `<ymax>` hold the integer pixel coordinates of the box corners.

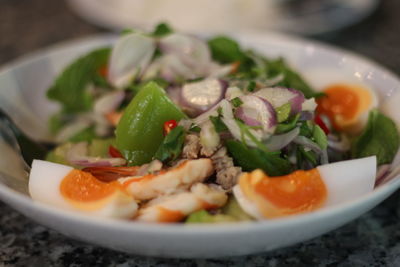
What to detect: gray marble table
<box><xmin>1</xmin><ymin>0</ymin><xmax>400</xmax><ymax>266</ymax></box>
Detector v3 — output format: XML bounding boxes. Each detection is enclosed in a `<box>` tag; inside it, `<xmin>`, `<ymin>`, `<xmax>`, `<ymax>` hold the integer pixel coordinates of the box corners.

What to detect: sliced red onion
<box><xmin>180</xmin><ymin>79</ymin><xmax>227</xmax><ymax>116</ymax></box>
<box><xmin>220</xmin><ymin>99</ymin><xmax>263</xmax><ymax>147</ymax></box>
<box><xmin>160</xmin><ymin>54</ymin><xmax>196</xmax><ymax>82</ymax></box>
<box><xmin>207</xmin><ymin>62</ymin><xmax>235</xmax><ymax>78</ymax></box>
<box><xmin>254</xmin><ymin>87</ymin><xmax>305</xmax><ymax>115</ymax></box>
<box><xmin>293</xmin><ymin>136</ymin><xmax>329</xmax><ymax>164</ymax></box>
<box><xmin>327</xmin><ymin>133</ymin><xmax>350</xmax><ymax>152</ymax></box>
<box><xmin>108</xmin><ymin>33</ymin><xmax>156</xmax><ymax>88</ymax></box>
<box><xmin>159</xmin><ymin>33</ymin><xmax>211</xmax><ymax>74</ymax></box>
<box><xmin>264</xmin><ymin>127</ymin><xmax>300</xmax><ymax>152</ymax></box>
<box><xmin>192</xmin><ymin>101</ymin><xmax>221</xmax><ymax>126</ymax></box>
<box><xmin>234</xmin><ymin>95</ymin><xmax>277</xmax><ymax>133</ymax></box>
<box><xmin>70</xmin><ymin>158</ymin><xmax>126</xmax><ymax>167</ymax></box>
<box><xmin>302</xmin><ymin>98</ymin><xmax>317</xmax><ymax>112</ymax></box>
<box><xmin>94</xmin><ymin>91</ymin><xmax>125</xmax><ymax>115</ymax></box>
<box><xmin>66</xmin><ymin>142</ymin><xmax>126</xmax><ymax>167</ymax></box>
<box><xmin>258</xmin><ymin>74</ymin><xmax>284</xmax><ymax>87</ymax></box>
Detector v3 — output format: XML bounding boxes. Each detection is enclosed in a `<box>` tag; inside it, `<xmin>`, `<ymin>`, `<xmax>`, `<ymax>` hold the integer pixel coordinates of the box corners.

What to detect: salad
<box><xmin>28</xmin><ymin>24</ymin><xmax>400</xmax><ymax>223</ymax></box>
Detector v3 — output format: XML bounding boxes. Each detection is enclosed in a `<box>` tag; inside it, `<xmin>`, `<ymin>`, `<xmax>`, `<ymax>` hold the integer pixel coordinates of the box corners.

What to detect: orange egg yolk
<box><xmin>157</xmin><ymin>207</ymin><xmax>185</xmax><ymax>223</ymax></box>
<box><xmin>60</xmin><ymin>169</ymin><xmax>123</xmax><ymax>202</ymax></box>
<box><xmin>316</xmin><ymin>84</ymin><xmax>372</xmax><ymax>131</ymax></box>
<box><xmin>240</xmin><ymin>169</ymin><xmax>327</xmax><ymax>218</ymax></box>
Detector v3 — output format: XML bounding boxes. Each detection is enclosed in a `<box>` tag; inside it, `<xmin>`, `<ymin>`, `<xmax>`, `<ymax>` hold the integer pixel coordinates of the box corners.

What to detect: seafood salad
<box><xmin>29</xmin><ymin>24</ymin><xmax>400</xmax><ymax>223</ymax></box>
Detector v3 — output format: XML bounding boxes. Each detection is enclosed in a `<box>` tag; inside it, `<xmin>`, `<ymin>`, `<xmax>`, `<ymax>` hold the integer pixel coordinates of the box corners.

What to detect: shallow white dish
<box><xmin>0</xmin><ymin>32</ymin><xmax>400</xmax><ymax>258</ymax></box>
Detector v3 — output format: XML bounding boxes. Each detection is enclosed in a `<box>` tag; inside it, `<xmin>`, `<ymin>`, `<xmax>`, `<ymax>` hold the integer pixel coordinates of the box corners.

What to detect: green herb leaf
<box><xmin>276</xmin><ymin>103</ymin><xmax>291</xmax><ymax>123</ymax></box>
<box><xmin>226</xmin><ymin>140</ymin><xmax>292</xmax><ymax>176</ymax></box>
<box><xmin>231</xmin><ymin>97</ymin><xmax>243</xmax><ymax>107</ymax></box>
<box><xmin>154</xmin><ymin>126</ymin><xmax>186</xmax><ymax>163</ymax></box>
<box><xmin>152</xmin><ymin>23</ymin><xmax>173</xmax><ymax>37</ymax></box>
<box><xmin>351</xmin><ymin>110</ymin><xmax>400</xmax><ymax>165</ymax></box>
<box><xmin>47</xmin><ymin>47</ymin><xmax>111</xmax><ymax>113</ymax></box>
<box><xmin>313</xmin><ymin>125</ymin><xmax>328</xmax><ymax>150</ymax></box>
<box><xmin>209</xmin><ymin>116</ymin><xmax>228</xmax><ymax>133</ymax></box>
<box><xmin>208</xmin><ymin>36</ymin><xmax>245</xmax><ymax>63</ymax></box>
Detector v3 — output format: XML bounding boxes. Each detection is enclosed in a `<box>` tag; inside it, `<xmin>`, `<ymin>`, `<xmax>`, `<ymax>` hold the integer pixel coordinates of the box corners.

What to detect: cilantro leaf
<box><xmin>154</xmin><ymin>126</ymin><xmax>186</xmax><ymax>163</ymax></box>
<box><xmin>351</xmin><ymin>110</ymin><xmax>400</xmax><ymax>165</ymax></box>
<box><xmin>47</xmin><ymin>47</ymin><xmax>111</xmax><ymax>113</ymax></box>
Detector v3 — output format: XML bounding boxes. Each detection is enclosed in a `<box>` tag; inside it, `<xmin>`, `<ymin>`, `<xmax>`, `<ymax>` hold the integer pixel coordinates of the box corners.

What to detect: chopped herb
<box><xmin>247</xmin><ymin>81</ymin><xmax>256</xmax><ymax>92</ymax></box>
<box><xmin>154</xmin><ymin>126</ymin><xmax>186</xmax><ymax>163</ymax></box>
<box><xmin>276</xmin><ymin>103</ymin><xmax>292</xmax><ymax>123</ymax></box>
<box><xmin>68</xmin><ymin>127</ymin><xmax>97</xmax><ymax>143</ymax></box>
<box><xmin>231</xmin><ymin>97</ymin><xmax>243</xmax><ymax>107</ymax></box>
<box><xmin>152</xmin><ymin>23</ymin><xmax>173</xmax><ymax>37</ymax></box>
<box><xmin>351</xmin><ymin>109</ymin><xmax>400</xmax><ymax>165</ymax></box>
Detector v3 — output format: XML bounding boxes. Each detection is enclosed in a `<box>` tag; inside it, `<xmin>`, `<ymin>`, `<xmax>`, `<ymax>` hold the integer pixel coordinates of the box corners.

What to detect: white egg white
<box><xmin>233</xmin><ymin>156</ymin><xmax>377</xmax><ymax>219</ymax></box>
<box><xmin>29</xmin><ymin>160</ymin><xmax>138</xmax><ymax>218</ymax></box>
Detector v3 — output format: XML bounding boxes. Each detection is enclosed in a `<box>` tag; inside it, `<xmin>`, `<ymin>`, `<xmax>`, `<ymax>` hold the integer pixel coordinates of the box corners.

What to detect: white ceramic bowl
<box><xmin>0</xmin><ymin>32</ymin><xmax>400</xmax><ymax>258</ymax></box>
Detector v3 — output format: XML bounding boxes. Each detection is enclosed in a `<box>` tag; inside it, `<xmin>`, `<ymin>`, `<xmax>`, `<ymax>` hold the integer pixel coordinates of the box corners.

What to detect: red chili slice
<box><xmin>314</xmin><ymin>115</ymin><xmax>330</xmax><ymax>135</ymax></box>
<box><xmin>109</xmin><ymin>145</ymin><xmax>124</xmax><ymax>158</ymax></box>
<box><xmin>163</xmin><ymin>119</ymin><xmax>178</xmax><ymax>135</ymax></box>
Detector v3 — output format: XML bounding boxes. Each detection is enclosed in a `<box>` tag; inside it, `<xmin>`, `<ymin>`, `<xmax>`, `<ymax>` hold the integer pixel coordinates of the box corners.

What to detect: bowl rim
<box><xmin>0</xmin><ymin>31</ymin><xmax>400</xmax><ymax>235</ymax></box>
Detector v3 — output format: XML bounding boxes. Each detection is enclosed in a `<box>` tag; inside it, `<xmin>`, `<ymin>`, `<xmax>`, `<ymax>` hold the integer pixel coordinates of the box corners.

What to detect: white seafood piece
<box><xmin>108</xmin><ymin>32</ymin><xmax>156</xmax><ymax>88</ymax></box>
<box><xmin>136</xmin><ymin>183</ymin><xmax>228</xmax><ymax>222</ymax></box>
<box><xmin>119</xmin><ymin>159</ymin><xmax>214</xmax><ymax>201</ymax></box>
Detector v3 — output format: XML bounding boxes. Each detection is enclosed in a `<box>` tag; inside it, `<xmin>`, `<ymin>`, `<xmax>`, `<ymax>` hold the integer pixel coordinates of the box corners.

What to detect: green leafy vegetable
<box><xmin>351</xmin><ymin>110</ymin><xmax>400</xmax><ymax>165</ymax></box>
<box><xmin>116</xmin><ymin>82</ymin><xmax>186</xmax><ymax>166</ymax></box>
<box><xmin>276</xmin><ymin>103</ymin><xmax>291</xmax><ymax>123</ymax></box>
<box><xmin>226</xmin><ymin>140</ymin><xmax>292</xmax><ymax>176</ymax></box>
<box><xmin>154</xmin><ymin>126</ymin><xmax>186</xmax><ymax>163</ymax></box>
<box><xmin>208</xmin><ymin>36</ymin><xmax>245</xmax><ymax>63</ymax></box>
<box><xmin>47</xmin><ymin>47</ymin><xmax>111</xmax><ymax>113</ymax></box>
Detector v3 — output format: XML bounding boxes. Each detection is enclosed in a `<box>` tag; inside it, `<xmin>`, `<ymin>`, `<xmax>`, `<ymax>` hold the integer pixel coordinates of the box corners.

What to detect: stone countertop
<box><xmin>1</xmin><ymin>0</ymin><xmax>400</xmax><ymax>266</ymax></box>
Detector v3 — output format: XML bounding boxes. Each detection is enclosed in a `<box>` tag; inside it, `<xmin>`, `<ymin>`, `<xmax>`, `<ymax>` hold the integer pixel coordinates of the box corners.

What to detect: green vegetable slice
<box><xmin>116</xmin><ymin>82</ymin><xmax>186</xmax><ymax>166</ymax></box>
<box><xmin>208</xmin><ymin>36</ymin><xmax>245</xmax><ymax>64</ymax></box>
<box><xmin>47</xmin><ymin>47</ymin><xmax>111</xmax><ymax>113</ymax></box>
<box><xmin>351</xmin><ymin>109</ymin><xmax>400</xmax><ymax>165</ymax></box>
<box><xmin>226</xmin><ymin>140</ymin><xmax>292</xmax><ymax>176</ymax></box>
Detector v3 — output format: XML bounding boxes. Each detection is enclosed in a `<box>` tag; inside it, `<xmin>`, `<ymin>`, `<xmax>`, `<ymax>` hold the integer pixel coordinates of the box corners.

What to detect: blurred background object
<box><xmin>68</xmin><ymin>0</ymin><xmax>379</xmax><ymax>35</ymax></box>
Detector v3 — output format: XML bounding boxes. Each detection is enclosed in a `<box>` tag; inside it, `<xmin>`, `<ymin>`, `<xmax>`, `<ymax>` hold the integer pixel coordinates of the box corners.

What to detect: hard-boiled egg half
<box><xmin>303</xmin><ymin>69</ymin><xmax>378</xmax><ymax>134</ymax></box>
<box><xmin>29</xmin><ymin>160</ymin><xmax>138</xmax><ymax>218</ymax></box>
<box><xmin>233</xmin><ymin>156</ymin><xmax>376</xmax><ymax>219</ymax></box>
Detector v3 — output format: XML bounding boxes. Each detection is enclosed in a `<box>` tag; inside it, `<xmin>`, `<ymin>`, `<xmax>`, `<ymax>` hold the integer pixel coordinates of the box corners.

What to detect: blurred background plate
<box><xmin>67</xmin><ymin>0</ymin><xmax>379</xmax><ymax>35</ymax></box>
